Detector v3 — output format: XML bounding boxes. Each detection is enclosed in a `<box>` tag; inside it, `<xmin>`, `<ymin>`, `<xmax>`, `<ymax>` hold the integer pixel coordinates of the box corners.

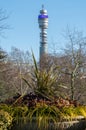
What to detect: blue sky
<box><xmin>0</xmin><ymin>0</ymin><xmax>86</xmax><ymax>60</ymax></box>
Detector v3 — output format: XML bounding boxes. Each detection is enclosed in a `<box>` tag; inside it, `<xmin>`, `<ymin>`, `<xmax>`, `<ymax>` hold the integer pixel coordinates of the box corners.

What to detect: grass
<box><xmin>0</xmin><ymin>103</ymin><xmax>86</xmax><ymax>129</ymax></box>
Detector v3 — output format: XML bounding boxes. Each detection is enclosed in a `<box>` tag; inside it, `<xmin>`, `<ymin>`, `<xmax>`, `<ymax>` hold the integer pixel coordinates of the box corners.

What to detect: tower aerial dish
<box><xmin>38</xmin><ymin>5</ymin><xmax>48</xmax><ymax>59</ymax></box>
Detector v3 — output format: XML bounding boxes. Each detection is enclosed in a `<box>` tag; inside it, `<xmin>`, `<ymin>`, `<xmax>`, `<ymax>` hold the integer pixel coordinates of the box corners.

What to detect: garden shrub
<box><xmin>0</xmin><ymin>110</ymin><xmax>13</xmax><ymax>130</ymax></box>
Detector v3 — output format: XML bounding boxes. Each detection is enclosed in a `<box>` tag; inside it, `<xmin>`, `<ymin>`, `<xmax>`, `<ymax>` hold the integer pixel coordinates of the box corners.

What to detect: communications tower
<box><xmin>38</xmin><ymin>5</ymin><xmax>48</xmax><ymax>59</ymax></box>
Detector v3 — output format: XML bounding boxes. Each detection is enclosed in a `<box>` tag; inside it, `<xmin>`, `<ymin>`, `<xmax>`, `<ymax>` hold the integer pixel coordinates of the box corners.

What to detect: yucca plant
<box><xmin>23</xmin><ymin>52</ymin><xmax>58</xmax><ymax>100</ymax></box>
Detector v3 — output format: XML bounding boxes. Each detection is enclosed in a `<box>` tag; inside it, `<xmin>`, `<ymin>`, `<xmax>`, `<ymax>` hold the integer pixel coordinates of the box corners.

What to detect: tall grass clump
<box><xmin>27</xmin><ymin>102</ymin><xmax>61</xmax><ymax>130</ymax></box>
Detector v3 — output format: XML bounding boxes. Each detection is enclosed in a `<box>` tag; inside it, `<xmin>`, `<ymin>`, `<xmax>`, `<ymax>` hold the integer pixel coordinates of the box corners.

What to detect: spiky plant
<box><xmin>23</xmin><ymin>52</ymin><xmax>58</xmax><ymax>100</ymax></box>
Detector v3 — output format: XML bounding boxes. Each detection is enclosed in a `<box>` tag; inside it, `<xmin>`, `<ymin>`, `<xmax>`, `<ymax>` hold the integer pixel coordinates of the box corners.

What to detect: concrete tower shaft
<box><xmin>38</xmin><ymin>5</ymin><xmax>48</xmax><ymax>58</ymax></box>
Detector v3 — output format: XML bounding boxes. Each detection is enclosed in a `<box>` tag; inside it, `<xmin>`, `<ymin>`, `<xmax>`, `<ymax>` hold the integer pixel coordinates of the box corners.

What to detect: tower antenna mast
<box><xmin>42</xmin><ymin>4</ymin><xmax>44</xmax><ymax>9</ymax></box>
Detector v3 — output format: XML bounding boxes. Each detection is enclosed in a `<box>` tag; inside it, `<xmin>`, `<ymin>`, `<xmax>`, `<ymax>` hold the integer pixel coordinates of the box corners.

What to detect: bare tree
<box><xmin>0</xmin><ymin>8</ymin><xmax>9</xmax><ymax>37</ymax></box>
<box><xmin>7</xmin><ymin>47</ymin><xmax>32</xmax><ymax>95</ymax></box>
<box><xmin>59</xmin><ymin>29</ymin><xmax>86</xmax><ymax>101</ymax></box>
